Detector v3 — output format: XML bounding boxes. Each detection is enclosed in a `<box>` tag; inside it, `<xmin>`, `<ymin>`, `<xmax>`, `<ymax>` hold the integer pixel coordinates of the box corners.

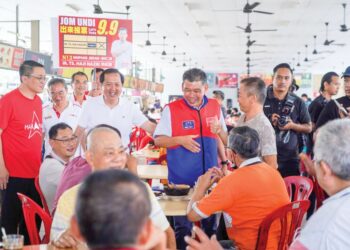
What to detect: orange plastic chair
<box><xmin>17</xmin><ymin>193</ymin><xmax>52</xmax><ymax>244</ymax></box>
<box><xmin>284</xmin><ymin>176</ymin><xmax>313</xmax><ymax>202</ymax></box>
<box><xmin>34</xmin><ymin>176</ymin><xmax>50</xmax><ymax>215</ymax></box>
<box><xmin>256</xmin><ymin>200</ymin><xmax>310</xmax><ymax>250</ymax></box>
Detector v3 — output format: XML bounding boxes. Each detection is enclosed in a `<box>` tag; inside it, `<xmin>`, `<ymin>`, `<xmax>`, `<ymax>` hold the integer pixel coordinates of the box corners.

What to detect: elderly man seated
<box><xmin>51</xmin><ymin>125</ymin><xmax>175</xmax><ymax>249</ymax></box>
<box><xmin>187</xmin><ymin>126</ymin><xmax>289</xmax><ymax>250</ymax></box>
<box><xmin>290</xmin><ymin>119</ymin><xmax>350</xmax><ymax>249</ymax></box>
<box><xmin>70</xmin><ymin>169</ymin><xmax>167</xmax><ymax>250</ymax></box>
<box><xmin>39</xmin><ymin>122</ymin><xmax>78</xmax><ymax>213</ymax></box>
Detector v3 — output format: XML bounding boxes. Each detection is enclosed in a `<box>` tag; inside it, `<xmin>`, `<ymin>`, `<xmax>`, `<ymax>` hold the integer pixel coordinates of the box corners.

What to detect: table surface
<box><xmin>137</xmin><ymin>164</ymin><xmax>168</xmax><ymax>180</ymax></box>
<box><xmin>132</xmin><ymin>148</ymin><xmax>160</xmax><ymax>159</ymax></box>
<box><xmin>157</xmin><ymin>189</ymin><xmax>193</xmax><ymax>216</ymax></box>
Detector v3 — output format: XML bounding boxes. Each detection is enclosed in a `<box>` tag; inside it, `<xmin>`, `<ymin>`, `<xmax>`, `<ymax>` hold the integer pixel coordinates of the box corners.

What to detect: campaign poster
<box><xmin>58</xmin><ymin>16</ymin><xmax>132</xmax><ymax>69</ymax></box>
<box><xmin>206</xmin><ymin>72</ymin><xmax>217</xmax><ymax>88</ymax></box>
<box><xmin>216</xmin><ymin>73</ymin><xmax>238</xmax><ymax>88</ymax></box>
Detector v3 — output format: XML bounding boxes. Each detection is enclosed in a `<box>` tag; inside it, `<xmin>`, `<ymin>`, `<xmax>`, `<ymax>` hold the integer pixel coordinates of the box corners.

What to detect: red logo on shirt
<box><xmin>24</xmin><ymin>111</ymin><xmax>42</xmax><ymax>139</ymax></box>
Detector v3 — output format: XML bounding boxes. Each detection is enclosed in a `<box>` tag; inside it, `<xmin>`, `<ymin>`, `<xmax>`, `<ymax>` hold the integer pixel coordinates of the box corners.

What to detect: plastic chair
<box><xmin>284</xmin><ymin>176</ymin><xmax>313</xmax><ymax>202</ymax></box>
<box><xmin>312</xmin><ymin>176</ymin><xmax>326</xmax><ymax>209</ymax></box>
<box><xmin>256</xmin><ymin>200</ymin><xmax>310</xmax><ymax>250</ymax></box>
<box><xmin>34</xmin><ymin>176</ymin><xmax>50</xmax><ymax>215</ymax></box>
<box><xmin>17</xmin><ymin>193</ymin><xmax>52</xmax><ymax>244</ymax></box>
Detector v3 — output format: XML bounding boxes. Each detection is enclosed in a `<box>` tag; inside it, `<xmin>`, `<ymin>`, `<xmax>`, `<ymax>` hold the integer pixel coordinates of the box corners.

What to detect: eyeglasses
<box><xmin>52</xmin><ymin>136</ymin><xmax>78</xmax><ymax>145</ymax></box>
<box><xmin>50</xmin><ymin>90</ymin><xmax>66</xmax><ymax>97</ymax></box>
<box><xmin>27</xmin><ymin>74</ymin><xmax>48</xmax><ymax>82</ymax></box>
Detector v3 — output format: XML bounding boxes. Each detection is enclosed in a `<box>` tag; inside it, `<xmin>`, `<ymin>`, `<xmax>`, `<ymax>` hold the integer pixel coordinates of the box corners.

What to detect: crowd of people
<box><xmin>0</xmin><ymin>60</ymin><xmax>350</xmax><ymax>250</ymax></box>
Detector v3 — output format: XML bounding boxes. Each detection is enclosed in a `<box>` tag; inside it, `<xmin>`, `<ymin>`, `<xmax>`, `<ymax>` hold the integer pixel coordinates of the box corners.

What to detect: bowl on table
<box><xmin>164</xmin><ymin>183</ymin><xmax>190</xmax><ymax>196</ymax></box>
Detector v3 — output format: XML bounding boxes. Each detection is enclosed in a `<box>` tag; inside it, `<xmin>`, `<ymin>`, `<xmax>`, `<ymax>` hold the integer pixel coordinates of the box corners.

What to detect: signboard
<box><xmin>0</xmin><ymin>43</ymin><xmax>24</xmax><ymax>70</ymax></box>
<box><xmin>12</xmin><ymin>48</ymin><xmax>25</xmax><ymax>69</ymax></box>
<box><xmin>206</xmin><ymin>72</ymin><xmax>217</xmax><ymax>88</ymax></box>
<box><xmin>216</xmin><ymin>73</ymin><xmax>238</xmax><ymax>88</ymax></box>
<box><xmin>25</xmin><ymin>50</ymin><xmax>52</xmax><ymax>73</ymax></box>
<box><xmin>58</xmin><ymin>16</ymin><xmax>132</xmax><ymax>68</ymax></box>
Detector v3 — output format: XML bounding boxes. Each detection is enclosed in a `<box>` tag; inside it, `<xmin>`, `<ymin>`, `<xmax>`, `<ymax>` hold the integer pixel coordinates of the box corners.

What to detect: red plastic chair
<box><xmin>17</xmin><ymin>193</ymin><xmax>52</xmax><ymax>244</ymax></box>
<box><xmin>34</xmin><ymin>176</ymin><xmax>50</xmax><ymax>215</ymax></box>
<box><xmin>312</xmin><ymin>176</ymin><xmax>326</xmax><ymax>209</ymax></box>
<box><xmin>284</xmin><ymin>176</ymin><xmax>313</xmax><ymax>202</ymax></box>
<box><xmin>256</xmin><ymin>200</ymin><xmax>310</xmax><ymax>250</ymax></box>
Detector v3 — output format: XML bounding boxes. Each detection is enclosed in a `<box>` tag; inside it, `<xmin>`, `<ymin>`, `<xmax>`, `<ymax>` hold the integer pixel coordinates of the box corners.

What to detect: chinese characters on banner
<box><xmin>0</xmin><ymin>43</ymin><xmax>24</xmax><ymax>70</ymax></box>
<box><xmin>58</xmin><ymin>16</ymin><xmax>132</xmax><ymax>68</ymax></box>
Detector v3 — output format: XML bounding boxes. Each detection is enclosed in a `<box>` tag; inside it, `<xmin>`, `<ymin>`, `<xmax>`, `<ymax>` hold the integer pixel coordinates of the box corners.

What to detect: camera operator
<box><xmin>263</xmin><ymin>63</ymin><xmax>312</xmax><ymax>177</ymax></box>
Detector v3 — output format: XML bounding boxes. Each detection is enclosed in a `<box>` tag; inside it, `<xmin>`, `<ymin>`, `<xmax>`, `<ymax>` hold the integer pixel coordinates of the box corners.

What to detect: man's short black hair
<box><xmin>47</xmin><ymin>78</ymin><xmax>67</xmax><ymax>90</ymax></box>
<box><xmin>320</xmin><ymin>71</ymin><xmax>339</xmax><ymax>92</ymax></box>
<box><xmin>183</xmin><ymin>68</ymin><xmax>207</xmax><ymax>84</ymax></box>
<box><xmin>100</xmin><ymin>68</ymin><xmax>125</xmax><ymax>85</ymax></box>
<box><xmin>75</xmin><ymin>169</ymin><xmax>151</xmax><ymax>248</ymax></box>
<box><xmin>71</xmin><ymin>71</ymin><xmax>88</xmax><ymax>83</ymax></box>
<box><xmin>49</xmin><ymin>122</ymin><xmax>72</xmax><ymax>139</ymax></box>
<box><xmin>228</xmin><ymin>126</ymin><xmax>260</xmax><ymax>159</ymax></box>
<box><xmin>19</xmin><ymin>60</ymin><xmax>44</xmax><ymax>82</ymax></box>
<box><xmin>273</xmin><ymin>63</ymin><xmax>293</xmax><ymax>75</ymax></box>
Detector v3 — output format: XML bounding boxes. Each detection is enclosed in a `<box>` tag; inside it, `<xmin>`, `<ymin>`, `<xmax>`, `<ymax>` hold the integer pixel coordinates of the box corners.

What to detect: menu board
<box><xmin>58</xmin><ymin>16</ymin><xmax>132</xmax><ymax>68</ymax></box>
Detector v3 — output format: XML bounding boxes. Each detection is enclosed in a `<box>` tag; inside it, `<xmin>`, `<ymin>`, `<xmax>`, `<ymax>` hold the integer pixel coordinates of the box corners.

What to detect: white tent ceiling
<box><xmin>0</xmin><ymin>0</ymin><xmax>350</xmax><ymax>74</ymax></box>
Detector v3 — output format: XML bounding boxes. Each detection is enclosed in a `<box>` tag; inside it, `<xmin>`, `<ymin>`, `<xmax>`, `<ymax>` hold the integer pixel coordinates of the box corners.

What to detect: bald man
<box><xmin>51</xmin><ymin>125</ymin><xmax>176</xmax><ymax>249</ymax></box>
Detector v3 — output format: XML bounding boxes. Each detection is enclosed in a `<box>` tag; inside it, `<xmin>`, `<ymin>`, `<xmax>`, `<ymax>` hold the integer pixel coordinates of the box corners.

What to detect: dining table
<box><xmin>137</xmin><ymin>164</ymin><xmax>168</xmax><ymax>180</ymax></box>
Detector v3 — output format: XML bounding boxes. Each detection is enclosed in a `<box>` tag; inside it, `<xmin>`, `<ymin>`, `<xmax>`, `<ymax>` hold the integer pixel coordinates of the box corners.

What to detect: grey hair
<box><xmin>228</xmin><ymin>126</ymin><xmax>260</xmax><ymax>159</ymax></box>
<box><xmin>240</xmin><ymin>77</ymin><xmax>267</xmax><ymax>104</ymax></box>
<box><xmin>314</xmin><ymin>119</ymin><xmax>350</xmax><ymax>180</ymax></box>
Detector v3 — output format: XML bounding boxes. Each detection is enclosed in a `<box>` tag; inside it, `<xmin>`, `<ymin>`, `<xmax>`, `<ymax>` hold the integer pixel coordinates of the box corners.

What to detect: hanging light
<box><xmin>161</xmin><ymin>36</ymin><xmax>166</xmax><ymax>56</ymax></box>
<box><xmin>145</xmin><ymin>23</ymin><xmax>151</xmax><ymax>46</ymax></box>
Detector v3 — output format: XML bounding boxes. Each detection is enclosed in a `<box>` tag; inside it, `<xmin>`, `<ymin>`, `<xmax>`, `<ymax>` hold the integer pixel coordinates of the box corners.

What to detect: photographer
<box><xmin>263</xmin><ymin>63</ymin><xmax>312</xmax><ymax>177</ymax></box>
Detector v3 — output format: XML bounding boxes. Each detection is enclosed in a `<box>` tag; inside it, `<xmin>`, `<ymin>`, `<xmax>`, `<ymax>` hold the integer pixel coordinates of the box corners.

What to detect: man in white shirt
<box><xmin>290</xmin><ymin>119</ymin><xmax>350</xmax><ymax>250</ymax></box>
<box><xmin>75</xmin><ymin>68</ymin><xmax>156</xmax><ymax>148</ymax></box>
<box><xmin>43</xmin><ymin>78</ymin><xmax>81</xmax><ymax>157</ymax></box>
<box><xmin>39</xmin><ymin>122</ymin><xmax>78</xmax><ymax>213</ymax></box>
<box><xmin>69</xmin><ymin>72</ymin><xmax>88</xmax><ymax>106</ymax></box>
<box><xmin>111</xmin><ymin>28</ymin><xmax>132</xmax><ymax>70</ymax></box>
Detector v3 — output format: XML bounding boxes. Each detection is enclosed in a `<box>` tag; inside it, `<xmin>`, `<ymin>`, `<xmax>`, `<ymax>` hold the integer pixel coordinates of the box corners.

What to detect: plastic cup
<box><xmin>2</xmin><ymin>234</ymin><xmax>24</xmax><ymax>250</ymax></box>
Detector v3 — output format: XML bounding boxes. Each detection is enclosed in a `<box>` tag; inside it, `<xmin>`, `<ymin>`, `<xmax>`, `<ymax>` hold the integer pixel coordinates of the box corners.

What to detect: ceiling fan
<box><xmin>312</xmin><ymin>35</ymin><xmax>334</xmax><ymax>55</ymax></box>
<box><xmin>340</xmin><ymin>3</ymin><xmax>349</xmax><ymax>32</ymax></box>
<box><xmin>214</xmin><ymin>0</ymin><xmax>273</xmax><ymax>15</ymax></box>
<box><xmin>246</xmin><ymin>36</ymin><xmax>266</xmax><ymax>47</ymax></box>
<box><xmin>93</xmin><ymin>0</ymin><xmax>130</xmax><ymax>16</ymax></box>
<box><xmin>324</xmin><ymin>22</ymin><xmax>345</xmax><ymax>46</ymax></box>
<box><xmin>237</xmin><ymin>14</ymin><xmax>277</xmax><ymax>33</ymax></box>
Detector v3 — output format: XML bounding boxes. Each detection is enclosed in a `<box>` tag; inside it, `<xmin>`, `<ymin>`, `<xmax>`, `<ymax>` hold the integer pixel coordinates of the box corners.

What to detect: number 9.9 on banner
<box><xmin>97</xmin><ymin>19</ymin><xmax>119</xmax><ymax>36</ymax></box>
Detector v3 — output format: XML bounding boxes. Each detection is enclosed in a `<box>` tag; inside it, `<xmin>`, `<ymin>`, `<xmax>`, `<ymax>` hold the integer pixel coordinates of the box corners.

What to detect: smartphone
<box><xmin>334</xmin><ymin>99</ymin><xmax>349</xmax><ymax>116</ymax></box>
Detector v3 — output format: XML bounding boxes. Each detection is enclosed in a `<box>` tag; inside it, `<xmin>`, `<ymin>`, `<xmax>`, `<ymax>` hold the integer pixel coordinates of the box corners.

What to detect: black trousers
<box><xmin>1</xmin><ymin>177</ymin><xmax>42</xmax><ymax>244</ymax></box>
<box><xmin>278</xmin><ymin>159</ymin><xmax>300</xmax><ymax>177</ymax></box>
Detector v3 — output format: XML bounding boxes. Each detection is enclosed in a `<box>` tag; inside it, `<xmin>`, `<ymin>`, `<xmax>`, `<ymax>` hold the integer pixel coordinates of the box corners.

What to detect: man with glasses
<box><xmin>263</xmin><ymin>63</ymin><xmax>312</xmax><ymax>177</ymax></box>
<box><xmin>0</xmin><ymin>60</ymin><xmax>46</xmax><ymax>242</ymax></box>
<box><xmin>39</xmin><ymin>123</ymin><xmax>78</xmax><ymax>213</ymax></box>
<box><xmin>51</xmin><ymin>125</ymin><xmax>176</xmax><ymax>250</ymax></box>
<box><xmin>43</xmin><ymin>78</ymin><xmax>81</xmax><ymax>157</ymax></box>
<box><xmin>70</xmin><ymin>71</ymin><xmax>88</xmax><ymax>106</ymax></box>
<box><xmin>316</xmin><ymin>66</ymin><xmax>350</xmax><ymax>129</ymax></box>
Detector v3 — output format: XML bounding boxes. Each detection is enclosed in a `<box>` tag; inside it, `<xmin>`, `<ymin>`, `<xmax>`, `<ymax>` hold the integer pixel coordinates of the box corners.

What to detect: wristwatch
<box><xmin>221</xmin><ymin>160</ymin><xmax>229</xmax><ymax>165</ymax></box>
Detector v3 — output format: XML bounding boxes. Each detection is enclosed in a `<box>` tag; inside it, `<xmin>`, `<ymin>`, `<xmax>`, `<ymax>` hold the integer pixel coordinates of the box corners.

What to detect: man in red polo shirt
<box><xmin>0</xmin><ymin>60</ymin><xmax>46</xmax><ymax>242</ymax></box>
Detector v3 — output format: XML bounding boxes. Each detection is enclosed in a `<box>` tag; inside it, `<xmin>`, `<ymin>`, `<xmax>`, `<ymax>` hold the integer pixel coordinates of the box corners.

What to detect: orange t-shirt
<box><xmin>196</xmin><ymin>162</ymin><xmax>289</xmax><ymax>250</ymax></box>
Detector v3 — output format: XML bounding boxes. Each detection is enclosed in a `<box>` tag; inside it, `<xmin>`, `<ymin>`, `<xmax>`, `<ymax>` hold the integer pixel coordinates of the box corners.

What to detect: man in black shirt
<box><xmin>263</xmin><ymin>63</ymin><xmax>312</xmax><ymax>177</ymax></box>
<box><xmin>316</xmin><ymin>66</ymin><xmax>350</xmax><ymax>129</ymax></box>
<box><xmin>309</xmin><ymin>72</ymin><xmax>340</xmax><ymax>129</ymax></box>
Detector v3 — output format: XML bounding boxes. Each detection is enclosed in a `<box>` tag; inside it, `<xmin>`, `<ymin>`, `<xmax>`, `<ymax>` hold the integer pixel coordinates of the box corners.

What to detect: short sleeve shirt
<box><xmin>0</xmin><ymin>89</ymin><xmax>43</xmax><ymax>178</ymax></box>
<box><xmin>236</xmin><ymin>112</ymin><xmax>277</xmax><ymax>157</ymax></box>
<box><xmin>78</xmin><ymin>95</ymin><xmax>148</xmax><ymax>146</ymax></box>
<box><xmin>263</xmin><ymin>87</ymin><xmax>311</xmax><ymax>161</ymax></box>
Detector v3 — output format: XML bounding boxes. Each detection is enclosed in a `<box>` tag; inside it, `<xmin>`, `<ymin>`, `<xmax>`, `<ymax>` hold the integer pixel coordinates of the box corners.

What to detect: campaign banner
<box><xmin>216</xmin><ymin>73</ymin><xmax>238</xmax><ymax>88</ymax></box>
<box><xmin>25</xmin><ymin>50</ymin><xmax>52</xmax><ymax>73</ymax></box>
<box><xmin>58</xmin><ymin>16</ymin><xmax>132</xmax><ymax>68</ymax></box>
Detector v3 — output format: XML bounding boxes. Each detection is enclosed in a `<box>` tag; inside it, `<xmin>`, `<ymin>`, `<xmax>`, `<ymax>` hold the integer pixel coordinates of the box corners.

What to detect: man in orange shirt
<box><xmin>187</xmin><ymin>126</ymin><xmax>289</xmax><ymax>250</ymax></box>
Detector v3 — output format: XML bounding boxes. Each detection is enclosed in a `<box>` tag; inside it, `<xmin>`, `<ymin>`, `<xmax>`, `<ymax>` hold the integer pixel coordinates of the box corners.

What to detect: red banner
<box><xmin>58</xmin><ymin>16</ymin><xmax>132</xmax><ymax>68</ymax></box>
<box><xmin>217</xmin><ymin>73</ymin><xmax>238</xmax><ymax>88</ymax></box>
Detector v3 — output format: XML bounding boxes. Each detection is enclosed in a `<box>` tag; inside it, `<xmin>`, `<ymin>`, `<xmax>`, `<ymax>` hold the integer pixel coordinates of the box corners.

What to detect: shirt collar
<box><xmin>50</xmin><ymin>151</ymin><xmax>67</xmax><ymax>165</ymax></box>
<box><xmin>239</xmin><ymin>156</ymin><xmax>261</xmax><ymax>168</ymax></box>
<box><xmin>323</xmin><ymin>186</ymin><xmax>350</xmax><ymax>204</ymax></box>
<box><xmin>183</xmin><ymin>95</ymin><xmax>208</xmax><ymax>110</ymax></box>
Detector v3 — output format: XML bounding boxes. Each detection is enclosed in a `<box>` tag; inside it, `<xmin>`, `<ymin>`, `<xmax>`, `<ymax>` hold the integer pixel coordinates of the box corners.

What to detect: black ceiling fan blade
<box><xmin>236</xmin><ymin>26</ymin><xmax>246</xmax><ymax>30</ymax></box>
<box><xmin>93</xmin><ymin>4</ymin><xmax>103</xmax><ymax>14</ymax></box>
<box><xmin>253</xmin><ymin>10</ymin><xmax>274</xmax><ymax>15</ymax></box>
<box><xmin>253</xmin><ymin>44</ymin><xmax>267</xmax><ymax>46</ymax></box>
<box><xmin>104</xmin><ymin>11</ymin><xmax>129</xmax><ymax>15</ymax></box>
<box><xmin>212</xmin><ymin>9</ymin><xmax>241</xmax><ymax>12</ymax></box>
<box><xmin>253</xmin><ymin>29</ymin><xmax>277</xmax><ymax>32</ymax></box>
<box><xmin>333</xmin><ymin>43</ymin><xmax>346</xmax><ymax>46</ymax></box>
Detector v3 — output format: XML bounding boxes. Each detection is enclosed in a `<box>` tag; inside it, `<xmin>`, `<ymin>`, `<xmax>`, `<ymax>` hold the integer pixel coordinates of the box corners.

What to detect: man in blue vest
<box><xmin>154</xmin><ymin>68</ymin><xmax>228</xmax><ymax>249</ymax></box>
